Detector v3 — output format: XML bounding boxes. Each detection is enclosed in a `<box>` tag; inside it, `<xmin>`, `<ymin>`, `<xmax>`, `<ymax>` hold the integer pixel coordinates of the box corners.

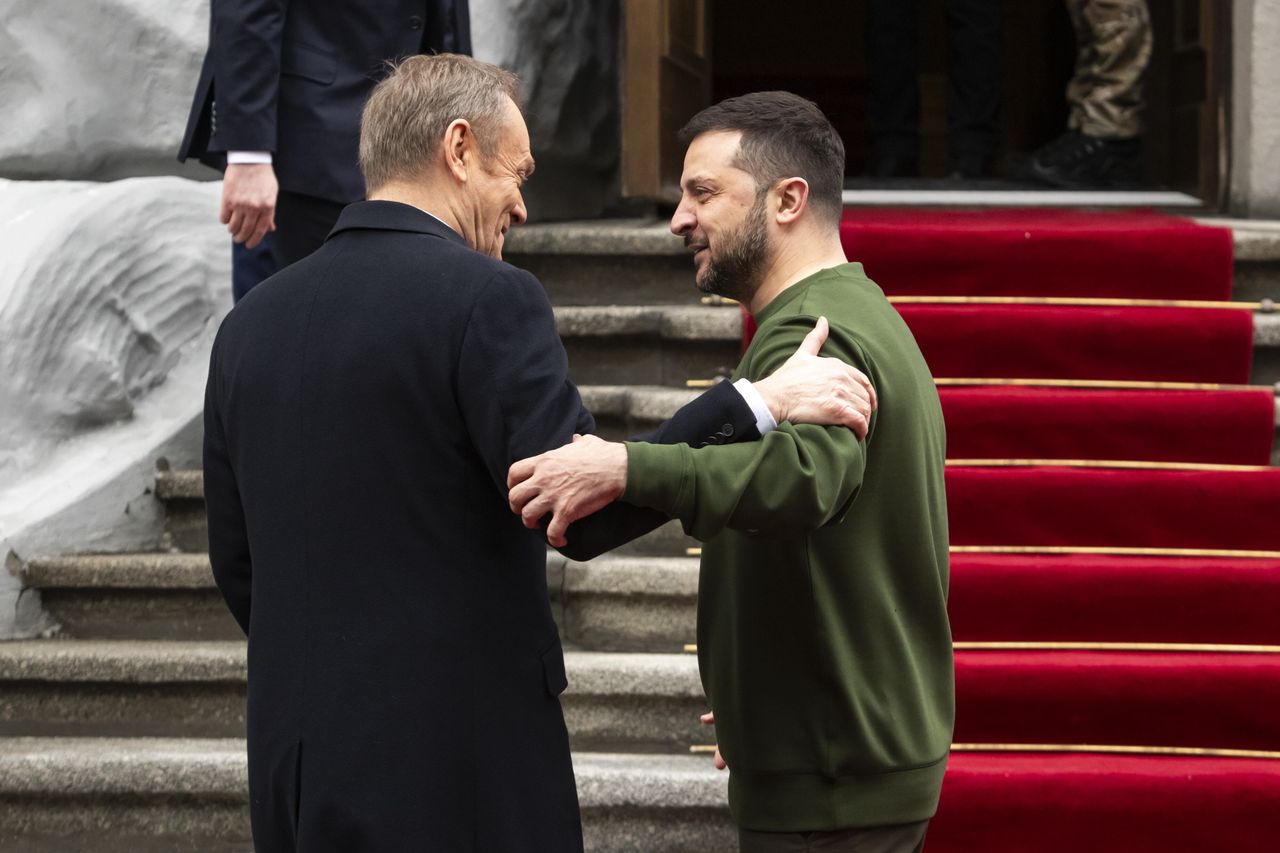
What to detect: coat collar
<box><xmin>327</xmin><ymin>200</ymin><xmax>468</xmax><ymax>247</ymax></box>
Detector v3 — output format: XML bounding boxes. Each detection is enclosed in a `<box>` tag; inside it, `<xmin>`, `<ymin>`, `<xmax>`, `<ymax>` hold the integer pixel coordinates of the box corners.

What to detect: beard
<box><xmin>693</xmin><ymin>196</ymin><xmax>769</xmax><ymax>303</ymax></box>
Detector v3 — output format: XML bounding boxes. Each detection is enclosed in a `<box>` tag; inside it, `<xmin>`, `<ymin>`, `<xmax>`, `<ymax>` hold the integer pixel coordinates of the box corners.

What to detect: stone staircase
<box><xmin>3</xmin><ymin>218</ymin><xmax>1279</xmax><ymax>852</ymax></box>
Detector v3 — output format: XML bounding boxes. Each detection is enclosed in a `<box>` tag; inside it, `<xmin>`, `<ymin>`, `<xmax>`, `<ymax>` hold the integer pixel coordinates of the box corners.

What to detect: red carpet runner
<box><xmin>939</xmin><ymin>387</ymin><xmax>1275</xmax><ymax>465</ymax></box>
<box><xmin>738</xmin><ymin>209</ymin><xmax>1278</xmax><ymax>851</ymax></box>
<box><xmin>840</xmin><ymin>208</ymin><xmax>1234</xmax><ymax>299</ymax></box>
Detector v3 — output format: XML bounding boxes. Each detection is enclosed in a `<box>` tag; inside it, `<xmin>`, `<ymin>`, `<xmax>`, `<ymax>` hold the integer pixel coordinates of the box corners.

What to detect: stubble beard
<box><xmin>695</xmin><ymin>196</ymin><xmax>770</xmax><ymax>304</ymax></box>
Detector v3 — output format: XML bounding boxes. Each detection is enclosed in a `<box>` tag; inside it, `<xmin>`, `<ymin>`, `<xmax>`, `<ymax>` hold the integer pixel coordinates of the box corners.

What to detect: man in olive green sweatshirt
<box><xmin>508</xmin><ymin>91</ymin><xmax>952</xmax><ymax>853</ymax></box>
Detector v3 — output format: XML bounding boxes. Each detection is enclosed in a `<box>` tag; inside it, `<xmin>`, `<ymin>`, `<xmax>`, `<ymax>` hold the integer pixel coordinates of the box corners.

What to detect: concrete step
<box><xmin>21</xmin><ymin>551</ymin><xmax>697</xmax><ymax>645</ymax></box>
<box><xmin>555</xmin><ymin>305</ymin><xmax>738</xmax><ymax>387</ymax></box>
<box><xmin>0</xmin><ymin>641</ymin><xmax>710</xmax><ymax>748</ymax></box>
<box><xmin>0</xmin><ymin>739</ymin><xmax>733</xmax><ymax>852</ymax></box>
<box><xmin>505</xmin><ymin>220</ymin><xmax>697</xmax><ymax>307</ymax></box>
<box><xmin>153</xmin><ymin>462</ymin><xmax>697</xmax><ymax>554</ymax></box>
<box><xmin>0</xmin><ymin>640</ymin><xmax>246</xmax><ymax>738</ymax></box>
<box><xmin>554</xmin><ymin>556</ymin><xmax>698</xmax><ymax>652</ymax></box>
<box><xmin>19</xmin><ymin>554</ymin><xmax>241</xmax><ymax>640</ymax></box>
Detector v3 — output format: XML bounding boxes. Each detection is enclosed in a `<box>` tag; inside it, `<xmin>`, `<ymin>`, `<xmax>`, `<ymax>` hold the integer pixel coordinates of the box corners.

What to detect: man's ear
<box><xmin>443</xmin><ymin>118</ymin><xmax>473</xmax><ymax>183</ymax></box>
<box><xmin>774</xmin><ymin>177</ymin><xmax>810</xmax><ymax>226</ymax></box>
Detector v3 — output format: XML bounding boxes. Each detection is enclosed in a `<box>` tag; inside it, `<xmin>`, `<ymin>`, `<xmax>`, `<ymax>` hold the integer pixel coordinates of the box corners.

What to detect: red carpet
<box><xmin>939</xmin><ymin>387</ymin><xmax>1276</xmax><ymax>465</ymax></box>
<box><xmin>948</xmin><ymin>553</ymin><xmax>1280</xmax><ymax>645</ymax></box>
<box><xmin>898</xmin><ymin>303</ymin><xmax>1254</xmax><ymax>383</ymax></box>
<box><xmin>953</xmin><ymin>650</ymin><xmax>1280</xmax><ymax>750</ymax></box>
<box><xmin>932</xmin><ymin>752</ymin><xmax>1280</xmax><ymax>853</ymax></box>
<box><xmin>840</xmin><ymin>208</ymin><xmax>1234</xmax><ymax>299</ymax></box>
<box><xmin>946</xmin><ymin>466</ymin><xmax>1280</xmax><ymax>551</ymax></box>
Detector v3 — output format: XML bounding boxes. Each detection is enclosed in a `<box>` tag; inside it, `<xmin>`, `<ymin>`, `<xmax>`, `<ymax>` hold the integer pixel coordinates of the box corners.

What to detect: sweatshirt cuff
<box><xmin>622</xmin><ymin>441</ymin><xmax>693</xmax><ymax>518</ymax></box>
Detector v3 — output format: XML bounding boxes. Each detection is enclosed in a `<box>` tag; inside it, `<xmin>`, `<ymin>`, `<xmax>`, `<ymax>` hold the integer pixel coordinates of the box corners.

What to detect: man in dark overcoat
<box><xmin>179</xmin><ymin>0</ymin><xmax>472</xmax><ymax>265</ymax></box>
<box><xmin>202</xmin><ymin>55</ymin><xmax>875</xmax><ymax>851</ymax></box>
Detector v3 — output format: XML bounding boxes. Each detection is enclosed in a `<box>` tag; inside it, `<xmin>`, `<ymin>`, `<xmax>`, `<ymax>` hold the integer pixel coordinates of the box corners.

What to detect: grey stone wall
<box><xmin>0</xmin><ymin>0</ymin><xmax>209</xmax><ymax>181</ymax></box>
<box><xmin>472</xmin><ymin>0</ymin><xmax>622</xmax><ymax>219</ymax></box>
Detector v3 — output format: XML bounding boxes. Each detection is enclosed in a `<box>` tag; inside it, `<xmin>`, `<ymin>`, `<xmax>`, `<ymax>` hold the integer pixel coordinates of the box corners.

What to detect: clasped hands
<box><xmin>507</xmin><ymin>317</ymin><xmax>876</xmax><ymax>547</ymax></box>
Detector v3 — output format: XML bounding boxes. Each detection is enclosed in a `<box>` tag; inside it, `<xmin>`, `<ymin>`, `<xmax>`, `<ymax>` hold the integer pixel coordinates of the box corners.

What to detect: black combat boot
<box><xmin>1008</xmin><ymin>130</ymin><xmax>1143</xmax><ymax>189</ymax></box>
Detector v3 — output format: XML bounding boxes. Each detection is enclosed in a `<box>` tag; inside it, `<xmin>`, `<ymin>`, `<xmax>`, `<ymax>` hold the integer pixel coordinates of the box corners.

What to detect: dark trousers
<box><xmin>740</xmin><ymin>820</ymin><xmax>929</xmax><ymax>853</ymax></box>
<box><xmin>866</xmin><ymin>0</ymin><xmax>1001</xmax><ymax>167</ymax></box>
<box><xmin>231</xmin><ymin>233</ymin><xmax>279</xmax><ymax>303</ymax></box>
<box><xmin>274</xmin><ymin>190</ymin><xmax>348</xmax><ymax>267</ymax></box>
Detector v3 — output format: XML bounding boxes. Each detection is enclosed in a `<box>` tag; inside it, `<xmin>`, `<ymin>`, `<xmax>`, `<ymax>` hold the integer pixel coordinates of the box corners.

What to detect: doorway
<box><xmin>620</xmin><ymin>0</ymin><xmax>1229</xmax><ymax>206</ymax></box>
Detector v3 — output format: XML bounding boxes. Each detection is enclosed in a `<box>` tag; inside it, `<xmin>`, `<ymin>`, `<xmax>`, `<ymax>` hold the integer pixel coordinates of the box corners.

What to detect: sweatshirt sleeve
<box><xmin>621</xmin><ymin>314</ymin><xmax>875</xmax><ymax>542</ymax></box>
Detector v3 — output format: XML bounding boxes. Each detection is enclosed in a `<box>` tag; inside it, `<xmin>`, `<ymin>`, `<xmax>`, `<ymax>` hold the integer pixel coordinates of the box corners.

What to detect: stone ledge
<box><xmin>1256</xmin><ymin>312</ymin><xmax>1280</xmax><ymax>347</ymax></box>
<box><xmin>578</xmin><ymin>385</ymin><xmax>701</xmax><ymax>422</ymax></box>
<box><xmin>564</xmin><ymin>557</ymin><xmax>699</xmax><ymax>597</ymax></box>
<box><xmin>0</xmin><ymin>738</ymin><xmax>246</xmax><ymax>797</ymax></box>
<box><xmin>153</xmin><ymin>471</ymin><xmax>203</xmax><ymax>501</ymax></box>
<box><xmin>0</xmin><ymin>738</ymin><xmax>727</xmax><ymax>806</ymax></box>
<box><xmin>22</xmin><ymin>554</ymin><xmax>213</xmax><ymax>589</ymax></box>
<box><xmin>554</xmin><ymin>305</ymin><xmax>740</xmax><ymax>340</ymax></box>
<box><xmin>505</xmin><ymin>220</ymin><xmax>684</xmax><ymax>257</ymax></box>
<box><xmin>564</xmin><ymin>652</ymin><xmax>701</xmax><ymax>697</ymax></box>
<box><xmin>0</xmin><ymin>641</ymin><xmax>245</xmax><ymax>683</ymax></box>
<box><xmin>1197</xmin><ymin>219</ymin><xmax>1280</xmax><ymax>262</ymax></box>
<box><xmin>0</xmin><ymin>641</ymin><xmax>704</xmax><ymax>699</ymax></box>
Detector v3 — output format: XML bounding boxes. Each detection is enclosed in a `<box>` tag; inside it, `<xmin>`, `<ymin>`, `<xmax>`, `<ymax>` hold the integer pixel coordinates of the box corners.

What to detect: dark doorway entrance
<box><xmin>620</xmin><ymin>0</ymin><xmax>1228</xmax><ymax>206</ymax></box>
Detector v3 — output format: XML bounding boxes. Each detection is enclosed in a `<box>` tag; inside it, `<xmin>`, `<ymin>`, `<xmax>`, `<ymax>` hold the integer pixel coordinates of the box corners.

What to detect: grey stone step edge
<box><xmin>510</xmin><ymin>218</ymin><xmax>1280</xmax><ymax>262</ymax></box>
<box><xmin>0</xmin><ymin>641</ymin><xmax>703</xmax><ymax>699</ymax></box>
<box><xmin>152</xmin><ymin>381</ymin><xmax>1280</xmax><ymax>499</ymax></box>
<box><xmin>0</xmin><ymin>738</ymin><xmax>727</xmax><ymax>808</ymax></box>
<box><xmin>19</xmin><ymin>552</ymin><xmax>698</xmax><ymax>597</ymax></box>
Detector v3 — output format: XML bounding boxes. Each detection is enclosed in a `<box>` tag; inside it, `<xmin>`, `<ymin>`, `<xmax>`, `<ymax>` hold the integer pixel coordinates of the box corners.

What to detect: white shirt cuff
<box><xmin>733</xmin><ymin>378</ymin><xmax>778</xmax><ymax>435</ymax></box>
<box><xmin>226</xmin><ymin>150</ymin><xmax>273</xmax><ymax>165</ymax></box>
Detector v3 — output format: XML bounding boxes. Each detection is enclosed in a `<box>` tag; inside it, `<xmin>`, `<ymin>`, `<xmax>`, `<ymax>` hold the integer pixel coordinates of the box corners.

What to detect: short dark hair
<box><xmin>679</xmin><ymin>91</ymin><xmax>845</xmax><ymax>224</ymax></box>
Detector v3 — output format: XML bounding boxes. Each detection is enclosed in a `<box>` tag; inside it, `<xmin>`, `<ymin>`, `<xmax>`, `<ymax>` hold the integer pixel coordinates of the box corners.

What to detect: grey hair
<box><xmin>359</xmin><ymin>54</ymin><xmax>522</xmax><ymax>192</ymax></box>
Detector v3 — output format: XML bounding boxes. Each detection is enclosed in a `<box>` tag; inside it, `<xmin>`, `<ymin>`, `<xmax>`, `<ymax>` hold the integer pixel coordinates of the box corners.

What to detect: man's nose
<box><xmin>510</xmin><ymin>195</ymin><xmax>528</xmax><ymax>227</ymax></box>
<box><xmin>670</xmin><ymin>203</ymin><xmax>695</xmax><ymax>236</ymax></box>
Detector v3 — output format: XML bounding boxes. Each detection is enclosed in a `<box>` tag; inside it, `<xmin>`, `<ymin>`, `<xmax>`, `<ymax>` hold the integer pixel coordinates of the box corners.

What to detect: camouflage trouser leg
<box><xmin>1064</xmin><ymin>0</ymin><xmax>1152</xmax><ymax>138</ymax></box>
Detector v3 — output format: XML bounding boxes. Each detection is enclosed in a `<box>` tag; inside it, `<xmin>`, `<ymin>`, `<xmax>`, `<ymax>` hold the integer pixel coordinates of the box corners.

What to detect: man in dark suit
<box><xmin>179</xmin><ymin>0</ymin><xmax>471</xmax><ymax>267</ymax></box>
<box><xmin>203</xmin><ymin>55</ymin><xmax>875</xmax><ymax>851</ymax></box>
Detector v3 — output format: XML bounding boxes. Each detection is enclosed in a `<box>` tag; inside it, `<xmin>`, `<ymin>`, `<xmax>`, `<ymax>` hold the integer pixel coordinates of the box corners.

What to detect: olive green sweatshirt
<box><xmin>623</xmin><ymin>263</ymin><xmax>953</xmax><ymax>832</ymax></box>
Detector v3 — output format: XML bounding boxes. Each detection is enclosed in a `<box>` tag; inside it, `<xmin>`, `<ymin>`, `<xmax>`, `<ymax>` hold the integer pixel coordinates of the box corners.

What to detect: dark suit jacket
<box><xmin>202</xmin><ymin>201</ymin><xmax>758</xmax><ymax>852</ymax></box>
<box><xmin>179</xmin><ymin>0</ymin><xmax>471</xmax><ymax>204</ymax></box>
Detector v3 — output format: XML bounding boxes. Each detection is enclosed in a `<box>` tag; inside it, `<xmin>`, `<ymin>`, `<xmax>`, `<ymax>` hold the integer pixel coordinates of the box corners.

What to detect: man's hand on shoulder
<box><xmin>221</xmin><ymin>163</ymin><xmax>278</xmax><ymax>249</ymax></box>
<box><xmin>507</xmin><ymin>434</ymin><xmax>628</xmax><ymax>547</ymax></box>
<box><xmin>752</xmin><ymin>316</ymin><xmax>877</xmax><ymax>439</ymax></box>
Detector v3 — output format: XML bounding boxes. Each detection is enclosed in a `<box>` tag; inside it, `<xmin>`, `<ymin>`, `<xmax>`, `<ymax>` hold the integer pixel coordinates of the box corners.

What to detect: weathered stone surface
<box><xmin>559</xmin><ymin>557</ymin><xmax>699</xmax><ymax>651</ymax></box>
<box><xmin>554</xmin><ymin>305</ymin><xmax>740</xmax><ymax>339</ymax></box>
<box><xmin>22</xmin><ymin>554</ymin><xmax>213</xmax><ymax>590</ymax></box>
<box><xmin>0</xmin><ymin>641</ymin><xmax>244</xmax><ymax>683</ymax></box>
<box><xmin>472</xmin><ymin>0</ymin><xmax>620</xmax><ymax>219</ymax></box>
<box><xmin>0</xmin><ymin>740</ymin><xmax>731</xmax><ymax>850</ymax></box>
<box><xmin>507</xmin><ymin>220</ymin><xmax>685</xmax><ymax>256</ymax></box>
<box><xmin>0</xmin><ymin>177</ymin><xmax>227</xmax><ymax>638</ymax></box>
<box><xmin>0</xmin><ymin>1</ymin><xmax>209</xmax><ymax>181</ymax></box>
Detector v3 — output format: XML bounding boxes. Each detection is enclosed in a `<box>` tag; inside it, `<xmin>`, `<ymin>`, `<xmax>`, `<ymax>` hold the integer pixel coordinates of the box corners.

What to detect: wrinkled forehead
<box><xmin>494</xmin><ymin>96</ymin><xmax>534</xmax><ymax>169</ymax></box>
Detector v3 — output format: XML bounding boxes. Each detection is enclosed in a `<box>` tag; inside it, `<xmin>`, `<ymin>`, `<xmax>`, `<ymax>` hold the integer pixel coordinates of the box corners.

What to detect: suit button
<box><xmin>408</xmin><ymin>15</ymin><xmax>423</xmax><ymax>30</ymax></box>
<box><xmin>721</xmin><ymin>423</ymin><xmax>734</xmax><ymax>437</ymax></box>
